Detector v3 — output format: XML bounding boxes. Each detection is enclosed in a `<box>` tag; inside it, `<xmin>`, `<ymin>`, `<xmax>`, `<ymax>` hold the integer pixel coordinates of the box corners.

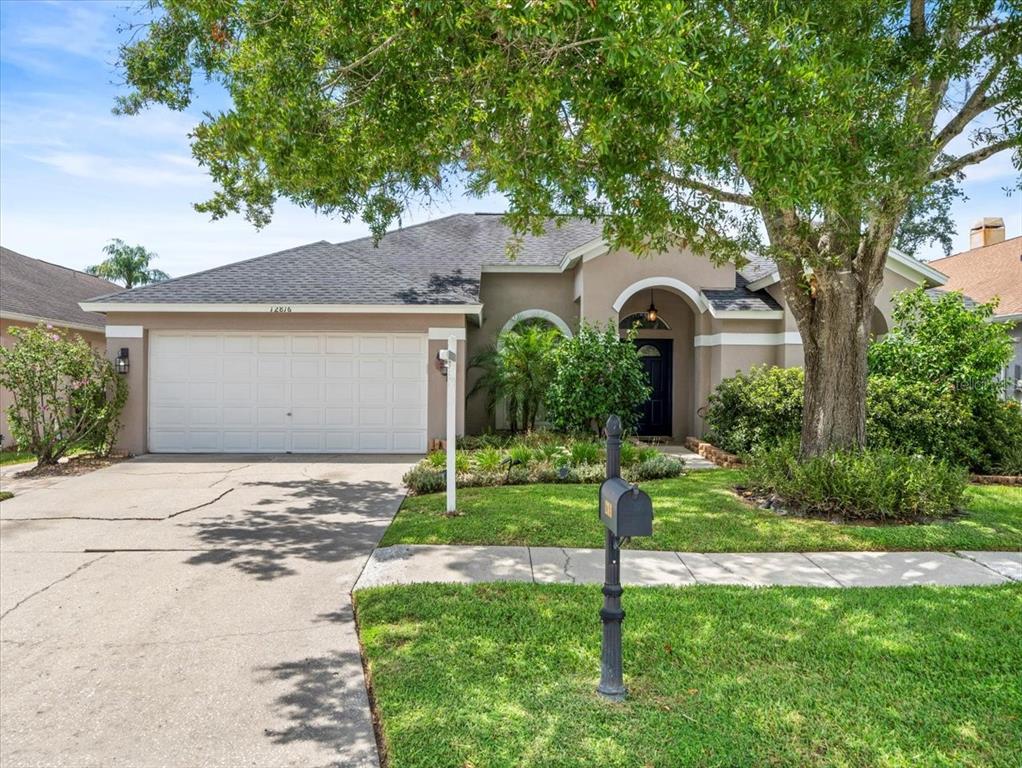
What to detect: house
<box><xmin>78</xmin><ymin>214</ymin><xmax>947</xmax><ymax>455</ymax></box>
<box><xmin>0</xmin><ymin>247</ymin><xmax>121</xmax><ymax>447</ymax></box>
<box><xmin>929</xmin><ymin>217</ymin><xmax>1022</xmax><ymax>402</ymax></box>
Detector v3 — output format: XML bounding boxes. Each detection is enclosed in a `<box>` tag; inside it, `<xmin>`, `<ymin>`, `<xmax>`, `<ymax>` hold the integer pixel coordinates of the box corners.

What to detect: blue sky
<box><xmin>1</xmin><ymin>1</ymin><xmax>1019</xmax><ymax>279</ymax></box>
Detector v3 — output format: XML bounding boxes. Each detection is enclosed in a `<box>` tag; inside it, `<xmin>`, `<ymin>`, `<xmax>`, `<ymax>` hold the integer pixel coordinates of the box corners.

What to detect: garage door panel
<box><xmin>258</xmin><ymin>357</ymin><xmax>287</xmax><ymax>379</ymax></box>
<box><xmin>258</xmin><ymin>382</ymin><xmax>287</xmax><ymax>404</ymax></box>
<box><xmin>324</xmin><ymin>382</ymin><xmax>355</xmax><ymax>404</ymax></box>
<box><xmin>149</xmin><ymin>332</ymin><xmax>427</xmax><ymax>453</ymax></box>
<box><xmin>257</xmin><ymin>336</ymin><xmax>287</xmax><ymax>354</ymax></box>
<box><xmin>392</xmin><ymin>336</ymin><xmax>424</xmax><ymax>355</ymax></box>
<box><xmin>325</xmin><ymin>336</ymin><xmax>354</xmax><ymax>354</ymax></box>
<box><xmin>222</xmin><ymin>431</ymin><xmax>256</xmax><ymax>451</ymax></box>
<box><xmin>223</xmin><ymin>336</ymin><xmax>255</xmax><ymax>353</ymax></box>
<box><xmin>359</xmin><ymin>336</ymin><xmax>389</xmax><ymax>354</ymax></box>
<box><xmin>222</xmin><ymin>407</ymin><xmax>254</xmax><ymax>427</ymax></box>
<box><xmin>325</xmin><ymin>359</ymin><xmax>355</xmax><ymax>379</ymax></box>
<box><xmin>358</xmin><ymin>432</ymin><xmax>389</xmax><ymax>451</ymax></box>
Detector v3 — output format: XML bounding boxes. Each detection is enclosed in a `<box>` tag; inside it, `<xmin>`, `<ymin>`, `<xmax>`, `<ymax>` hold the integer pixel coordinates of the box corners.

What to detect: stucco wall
<box><xmin>580</xmin><ymin>244</ymin><xmax>735</xmax><ymax>323</ymax></box>
<box><xmin>1</xmin><ymin>318</ymin><xmax>105</xmax><ymax>449</ymax></box>
<box><xmin>102</xmin><ymin>311</ymin><xmax>466</xmax><ymax>455</ymax></box>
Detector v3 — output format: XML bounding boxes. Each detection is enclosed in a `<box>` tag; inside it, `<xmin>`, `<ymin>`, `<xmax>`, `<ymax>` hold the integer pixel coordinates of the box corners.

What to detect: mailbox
<box><xmin>599</xmin><ymin>477</ymin><xmax>653</xmax><ymax>538</ymax></box>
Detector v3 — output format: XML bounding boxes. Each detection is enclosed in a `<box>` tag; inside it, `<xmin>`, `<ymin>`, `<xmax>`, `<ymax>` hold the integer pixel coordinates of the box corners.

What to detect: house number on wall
<box><xmin>269</xmin><ymin>306</ymin><xmax>293</xmax><ymax>313</ymax></box>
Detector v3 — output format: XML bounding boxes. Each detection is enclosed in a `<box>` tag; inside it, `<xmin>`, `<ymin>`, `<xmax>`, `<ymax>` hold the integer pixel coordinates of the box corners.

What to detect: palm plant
<box><xmin>86</xmin><ymin>239</ymin><xmax>170</xmax><ymax>288</ymax></box>
<box><xmin>469</xmin><ymin>322</ymin><xmax>562</xmax><ymax>433</ymax></box>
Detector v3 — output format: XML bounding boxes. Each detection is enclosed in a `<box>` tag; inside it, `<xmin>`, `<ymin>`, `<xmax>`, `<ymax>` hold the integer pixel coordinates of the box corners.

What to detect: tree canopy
<box><xmin>86</xmin><ymin>238</ymin><xmax>169</xmax><ymax>289</ymax></box>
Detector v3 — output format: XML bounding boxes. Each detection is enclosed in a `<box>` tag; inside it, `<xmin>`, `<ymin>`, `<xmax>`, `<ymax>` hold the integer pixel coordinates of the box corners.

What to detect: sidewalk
<box><xmin>355</xmin><ymin>545</ymin><xmax>1021</xmax><ymax>590</ymax></box>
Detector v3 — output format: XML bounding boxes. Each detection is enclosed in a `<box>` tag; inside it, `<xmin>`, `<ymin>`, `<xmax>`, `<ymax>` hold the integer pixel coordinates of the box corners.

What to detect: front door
<box><xmin>634</xmin><ymin>339</ymin><xmax>672</xmax><ymax>436</ymax></box>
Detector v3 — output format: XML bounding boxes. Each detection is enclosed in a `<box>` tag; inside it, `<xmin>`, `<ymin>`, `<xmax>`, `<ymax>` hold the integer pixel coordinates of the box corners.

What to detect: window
<box><xmin>637</xmin><ymin>344</ymin><xmax>662</xmax><ymax>358</ymax></box>
<box><xmin>619</xmin><ymin>313</ymin><xmax>671</xmax><ymax>331</ymax></box>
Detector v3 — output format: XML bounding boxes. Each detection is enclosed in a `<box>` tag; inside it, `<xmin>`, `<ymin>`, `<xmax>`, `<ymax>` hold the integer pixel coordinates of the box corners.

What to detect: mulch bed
<box><xmin>969</xmin><ymin>474</ymin><xmax>1022</xmax><ymax>486</ymax></box>
<box><xmin>13</xmin><ymin>454</ymin><xmax>126</xmax><ymax>479</ymax></box>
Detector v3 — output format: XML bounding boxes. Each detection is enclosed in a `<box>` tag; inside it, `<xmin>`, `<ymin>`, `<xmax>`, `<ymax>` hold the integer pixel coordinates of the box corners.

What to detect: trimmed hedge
<box><xmin>744</xmin><ymin>441</ymin><xmax>968</xmax><ymax>522</ymax></box>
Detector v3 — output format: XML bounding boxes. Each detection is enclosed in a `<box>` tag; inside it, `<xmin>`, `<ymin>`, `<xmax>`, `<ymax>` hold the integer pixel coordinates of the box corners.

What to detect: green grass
<box><xmin>357</xmin><ymin>583</ymin><xmax>1022</xmax><ymax>768</ymax></box>
<box><xmin>0</xmin><ymin>491</ymin><xmax>12</xmax><ymax>501</ymax></box>
<box><xmin>385</xmin><ymin>470</ymin><xmax>1022</xmax><ymax>551</ymax></box>
<box><xmin>0</xmin><ymin>450</ymin><xmax>35</xmax><ymax>467</ymax></box>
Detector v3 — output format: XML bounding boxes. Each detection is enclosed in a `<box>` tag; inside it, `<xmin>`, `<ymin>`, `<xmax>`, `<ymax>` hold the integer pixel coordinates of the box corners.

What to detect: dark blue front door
<box><xmin>634</xmin><ymin>339</ymin><xmax>672</xmax><ymax>436</ymax></box>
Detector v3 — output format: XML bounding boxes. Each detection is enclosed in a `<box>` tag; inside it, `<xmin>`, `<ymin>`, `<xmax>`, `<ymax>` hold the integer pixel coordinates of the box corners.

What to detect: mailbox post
<box><xmin>597</xmin><ymin>415</ymin><xmax>653</xmax><ymax>701</ymax></box>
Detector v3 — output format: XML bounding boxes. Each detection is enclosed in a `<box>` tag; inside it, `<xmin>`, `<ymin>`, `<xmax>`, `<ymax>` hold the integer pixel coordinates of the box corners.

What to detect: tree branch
<box><xmin>661</xmin><ymin>172</ymin><xmax>755</xmax><ymax>206</ymax></box>
<box><xmin>932</xmin><ymin>62</ymin><xmax>1005</xmax><ymax>151</ymax></box>
<box><xmin>928</xmin><ymin>137</ymin><xmax>1018</xmax><ymax>181</ymax></box>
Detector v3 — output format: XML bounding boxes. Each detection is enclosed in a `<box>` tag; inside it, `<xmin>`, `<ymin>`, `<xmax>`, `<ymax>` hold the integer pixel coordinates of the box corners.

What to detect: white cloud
<box><xmin>30</xmin><ymin>150</ymin><xmax>205</xmax><ymax>186</ymax></box>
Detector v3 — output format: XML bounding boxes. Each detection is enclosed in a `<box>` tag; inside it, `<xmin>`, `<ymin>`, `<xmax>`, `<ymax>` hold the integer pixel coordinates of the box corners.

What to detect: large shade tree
<box><xmin>117</xmin><ymin>0</ymin><xmax>1020</xmax><ymax>457</ymax></box>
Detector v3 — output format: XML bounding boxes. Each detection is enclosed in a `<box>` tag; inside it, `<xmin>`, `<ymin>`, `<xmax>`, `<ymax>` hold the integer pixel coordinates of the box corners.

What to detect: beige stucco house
<box><xmin>1</xmin><ymin>247</ymin><xmax>120</xmax><ymax>448</ymax></box>
<box><xmin>78</xmin><ymin>214</ymin><xmax>946</xmax><ymax>455</ymax></box>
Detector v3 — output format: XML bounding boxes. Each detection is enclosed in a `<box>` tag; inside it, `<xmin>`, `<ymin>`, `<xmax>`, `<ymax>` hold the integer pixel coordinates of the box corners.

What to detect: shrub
<box><xmin>425</xmin><ymin>450</ymin><xmax>447</xmax><ymax>469</ymax></box>
<box><xmin>473</xmin><ymin>447</ymin><xmax>504</xmax><ymax>472</ymax></box>
<box><xmin>544</xmin><ymin>322</ymin><xmax>651</xmax><ymax>434</ymax></box>
<box><xmin>973</xmin><ymin>400</ymin><xmax>1022</xmax><ymax>476</ymax></box>
<box><xmin>507</xmin><ymin>444</ymin><xmax>535</xmax><ymax>466</ymax></box>
<box><xmin>569</xmin><ymin>440</ymin><xmax>603</xmax><ymax>466</ymax></box>
<box><xmin>744</xmin><ymin>441</ymin><xmax>967</xmax><ymax>522</ymax></box>
<box><xmin>628</xmin><ymin>453</ymin><xmax>685</xmax><ymax>481</ymax></box>
<box><xmin>0</xmin><ymin>325</ymin><xmax>128</xmax><ymax>464</ymax></box>
<box><xmin>619</xmin><ymin>441</ymin><xmax>638</xmax><ymax>467</ymax></box>
<box><xmin>402</xmin><ymin>465</ymin><xmax>446</xmax><ymax>494</ymax></box>
<box><xmin>703</xmin><ymin>365</ymin><xmax>804</xmax><ymax>455</ymax></box>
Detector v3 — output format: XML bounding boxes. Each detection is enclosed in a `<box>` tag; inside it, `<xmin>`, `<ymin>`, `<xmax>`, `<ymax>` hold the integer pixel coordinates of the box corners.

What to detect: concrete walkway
<box><xmin>355</xmin><ymin>545</ymin><xmax>1021</xmax><ymax>590</ymax></box>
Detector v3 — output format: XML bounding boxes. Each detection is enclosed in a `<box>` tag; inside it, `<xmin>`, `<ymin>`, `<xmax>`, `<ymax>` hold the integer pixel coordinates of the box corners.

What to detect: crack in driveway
<box><xmin>7</xmin><ymin>488</ymin><xmax>235</xmax><ymax>522</ymax></box>
<box><xmin>0</xmin><ymin>555</ymin><xmax>107</xmax><ymax>620</ymax></box>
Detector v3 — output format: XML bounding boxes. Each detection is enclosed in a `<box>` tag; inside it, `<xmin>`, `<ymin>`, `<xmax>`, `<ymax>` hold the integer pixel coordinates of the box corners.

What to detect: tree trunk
<box><xmin>799</xmin><ymin>293</ymin><xmax>871</xmax><ymax>458</ymax></box>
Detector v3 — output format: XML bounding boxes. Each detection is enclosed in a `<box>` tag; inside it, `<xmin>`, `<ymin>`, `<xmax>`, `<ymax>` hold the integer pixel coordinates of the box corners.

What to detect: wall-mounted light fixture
<box><xmin>115</xmin><ymin>347</ymin><xmax>130</xmax><ymax>375</ymax></box>
<box><xmin>646</xmin><ymin>290</ymin><xmax>659</xmax><ymax>323</ymax></box>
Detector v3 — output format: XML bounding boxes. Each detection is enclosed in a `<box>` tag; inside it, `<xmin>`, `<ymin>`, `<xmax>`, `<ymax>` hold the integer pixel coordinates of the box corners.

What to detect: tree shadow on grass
<box><xmin>183</xmin><ymin>478</ymin><xmax>404</xmax><ymax>580</ymax></box>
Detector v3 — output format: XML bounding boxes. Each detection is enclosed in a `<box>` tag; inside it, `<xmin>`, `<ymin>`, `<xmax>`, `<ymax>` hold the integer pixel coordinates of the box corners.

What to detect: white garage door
<box><xmin>148</xmin><ymin>332</ymin><xmax>428</xmax><ymax>453</ymax></box>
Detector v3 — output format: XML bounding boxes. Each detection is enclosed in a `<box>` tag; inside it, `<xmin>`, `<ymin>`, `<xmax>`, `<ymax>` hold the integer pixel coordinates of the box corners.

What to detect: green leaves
<box><xmin>86</xmin><ymin>239</ymin><xmax>169</xmax><ymax>289</ymax></box>
<box><xmin>543</xmin><ymin>321</ymin><xmax>651</xmax><ymax>434</ymax></box>
<box><xmin>0</xmin><ymin>326</ymin><xmax>128</xmax><ymax>464</ymax></box>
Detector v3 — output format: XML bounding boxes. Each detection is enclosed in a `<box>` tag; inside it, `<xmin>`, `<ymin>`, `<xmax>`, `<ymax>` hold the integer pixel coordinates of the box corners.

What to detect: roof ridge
<box><xmin>88</xmin><ymin>240</ymin><xmax>334</xmax><ymax>302</ymax></box>
<box><xmin>331</xmin><ymin>212</ymin><xmax>478</xmax><ymax>249</ymax></box>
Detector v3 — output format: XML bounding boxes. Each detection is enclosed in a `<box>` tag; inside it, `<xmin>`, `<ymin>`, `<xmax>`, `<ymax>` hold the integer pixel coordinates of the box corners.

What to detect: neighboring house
<box><xmin>79</xmin><ymin>214</ymin><xmax>946</xmax><ymax>455</ymax></box>
<box><xmin>928</xmin><ymin>218</ymin><xmax>1022</xmax><ymax>403</ymax></box>
<box><xmin>0</xmin><ymin>247</ymin><xmax>120</xmax><ymax>447</ymax></box>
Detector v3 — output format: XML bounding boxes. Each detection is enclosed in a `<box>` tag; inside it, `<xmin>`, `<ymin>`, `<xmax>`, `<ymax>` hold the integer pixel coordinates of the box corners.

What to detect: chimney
<box><xmin>970</xmin><ymin>217</ymin><xmax>1006</xmax><ymax>249</ymax></box>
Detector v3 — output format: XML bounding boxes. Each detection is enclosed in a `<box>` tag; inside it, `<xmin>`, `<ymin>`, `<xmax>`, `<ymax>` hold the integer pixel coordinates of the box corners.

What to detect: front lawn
<box><xmin>384</xmin><ymin>469</ymin><xmax>1022</xmax><ymax>551</ymax></box>
<box><xmin>357</xmin><ymin>583</ymin><xmax>1022</xmax><ymax>768</ymax></box>
<box><xmin>0</xmin><ymin>450</ymin><xmax>35</xmax><ymax>467</ymax></box>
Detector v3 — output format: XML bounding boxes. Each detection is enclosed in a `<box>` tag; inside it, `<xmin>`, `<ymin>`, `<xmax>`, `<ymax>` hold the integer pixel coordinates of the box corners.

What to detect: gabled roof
<box><xmin>738</xmin><ymin>247</ymin><xmax>948</xmax><ymax>292</ymax></box>
<box><xmin>928</xmin><ymin>236</ymin><xmax>1022</xmax><ymax>316</ymax></box>
<box><xmin>0</xmin><ymin>247</ymin><xmax>120</xmax><ymax>330</ymax></box>
<box><xmin>703</xmin><ymin>273</ymin><xmax>783</xmax><ymax>313</ymax></box>
<box><xmin>84</xmin><ymin>214</ymin><xmax>604</xmax><ymax>308</ymax></box>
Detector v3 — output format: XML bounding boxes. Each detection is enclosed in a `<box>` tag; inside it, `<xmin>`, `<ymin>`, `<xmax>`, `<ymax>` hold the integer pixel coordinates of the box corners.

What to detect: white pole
<box><xmin>446</xmin><ymin>334</ymin><xmax>457</xmax><ymax>514</ymax></box>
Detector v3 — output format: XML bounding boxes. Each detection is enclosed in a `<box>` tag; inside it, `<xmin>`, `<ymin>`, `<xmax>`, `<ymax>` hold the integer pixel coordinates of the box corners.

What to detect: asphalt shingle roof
<box><xmin>703</xmin><ymin>273</ymin><xmax>782</xmax><ymax>312</ymax></box>
<box><xmin>87</xmin><ymin>213</ymin><xmax>783</xmax><ymax>313</ymax></box>
<box><xmin>1</xmin><ymin>247</ymin><xmax>121</xmax><ymax>329</ymax></box>
<box><xmin>90</xmin><ymin>215</ymin><xmax>604</xmax><ymax>306</ymax></box>
<box><xmin>928</xmin><ymin>236</ymin><xmax>1022</xmax><ymax>316</ymax></box>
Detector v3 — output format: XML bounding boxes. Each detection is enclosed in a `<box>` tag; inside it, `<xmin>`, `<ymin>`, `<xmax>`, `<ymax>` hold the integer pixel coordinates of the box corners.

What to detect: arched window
<box><xmin>499</xmin><ymin>309</ymin><xmax>573</xmax><ymax>338</ymax></box>
<box><xmin>636</xmin><ymin>344</ymin><xmax>663</xmax><ymax>358</ymax></box>
<box><xmin>620</xmin><ymin>312</ymin><xmax>671</xmax><ymax>331</ymax></box>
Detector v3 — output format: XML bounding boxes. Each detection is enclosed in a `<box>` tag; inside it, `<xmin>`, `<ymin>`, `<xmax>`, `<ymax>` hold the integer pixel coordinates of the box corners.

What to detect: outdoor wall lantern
<box><xmin>645</xmin><ymin>290</ymin><xmax>659</xmax><ymax>324</ymax></box>
<box><xmin>115</xmin><ymin>347</ymin><xmax>130</xmax><ymax>375</ymax></box>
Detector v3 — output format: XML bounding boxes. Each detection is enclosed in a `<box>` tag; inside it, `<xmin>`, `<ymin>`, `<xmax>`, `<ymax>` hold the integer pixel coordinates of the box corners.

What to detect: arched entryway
<box><xmin>616</xmin><ymin>283</ymin><xmax>699</xmax><ymax>439</ymax></box>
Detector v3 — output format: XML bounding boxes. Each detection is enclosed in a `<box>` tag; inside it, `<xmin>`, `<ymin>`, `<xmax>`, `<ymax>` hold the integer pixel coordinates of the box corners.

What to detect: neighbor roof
<box><xmin>0</xmin><ymin>247</ymin><xmax>120</xmax><ymax>330</ymax></box>
<box><xmin>928</xmin><ymin>236</ymin><xmax>1022</xmax><ymax>316</ymax></box>
<box><xmin>85</xmin><ymin>214</ymin><xmax>605</xmax><ymax>307</ymax></box>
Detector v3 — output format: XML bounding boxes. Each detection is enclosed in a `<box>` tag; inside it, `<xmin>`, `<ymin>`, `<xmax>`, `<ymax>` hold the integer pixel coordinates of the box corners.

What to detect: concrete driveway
<box><xmin>0</xmin><ymin>454</ymin><xmax>415</xmax><ymax>768</ymax></box>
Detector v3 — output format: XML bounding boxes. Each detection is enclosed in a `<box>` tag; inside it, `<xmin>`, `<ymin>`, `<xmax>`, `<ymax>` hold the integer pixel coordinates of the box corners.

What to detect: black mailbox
<box><xmin>599</xmin><ymin>477</ymin><xmax>653</xmax><ymax>537</ymax></box>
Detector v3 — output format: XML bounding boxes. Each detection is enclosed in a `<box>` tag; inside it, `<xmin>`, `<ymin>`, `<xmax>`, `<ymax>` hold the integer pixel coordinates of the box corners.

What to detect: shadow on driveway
<box><xmin>184</xmin><ymin>479</ymin><xmax>405</xmax><ymax>580</ymax></box>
